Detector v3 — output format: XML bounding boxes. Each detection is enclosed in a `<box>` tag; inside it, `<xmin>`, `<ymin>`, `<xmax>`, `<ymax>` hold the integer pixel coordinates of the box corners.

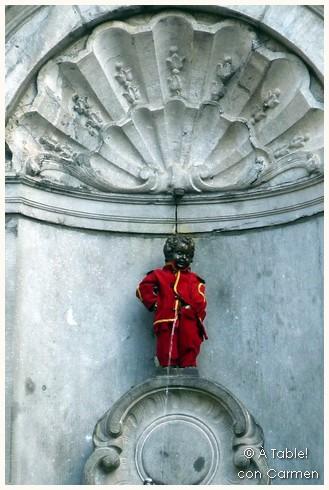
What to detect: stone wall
<box><xmin>6</xmin><ymin>5</ymin><xmax>323</xmax><ymax>485</ymax></box>
<box><xmin>5</xmin><ymin>214</ymin><xmax>323</xmax><ymax>484</ymax></box>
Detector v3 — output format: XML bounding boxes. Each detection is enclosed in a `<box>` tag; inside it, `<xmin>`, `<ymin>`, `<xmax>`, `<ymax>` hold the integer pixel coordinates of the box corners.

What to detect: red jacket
<box><xmin>136</xmin><ymin>263</ymin><xmax>208</xmax><ymax>339</ymax></box>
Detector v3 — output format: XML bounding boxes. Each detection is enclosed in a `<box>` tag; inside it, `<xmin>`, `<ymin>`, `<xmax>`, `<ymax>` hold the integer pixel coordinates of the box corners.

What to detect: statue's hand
<box><xmin>149</xmin><ymin>302</ymin><xmax>157</xmax><ymax>312</ymax></box>
<box><xmin>175</xmin><ymin>294</ymin><xmax>189</xmax><ymax>307</ymax></box>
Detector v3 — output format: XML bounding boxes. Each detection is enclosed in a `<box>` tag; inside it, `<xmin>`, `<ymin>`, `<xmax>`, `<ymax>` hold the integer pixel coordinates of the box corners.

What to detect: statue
<box><xmin>136</xmin><ymin>236</ymin><xmax>207</xmax><ymax>367</ymax></box>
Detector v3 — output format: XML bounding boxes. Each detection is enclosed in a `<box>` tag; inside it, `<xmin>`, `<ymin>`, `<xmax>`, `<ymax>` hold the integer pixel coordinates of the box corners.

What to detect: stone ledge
<box><xmin>155</xmin><ymin>367</ymin><xmax>199</xmax><ymax>377</ymax></box>
<box><xmin>5</xmin><ymin>179</ymin><xmax>323</xmax><ymax>233</ymax></box>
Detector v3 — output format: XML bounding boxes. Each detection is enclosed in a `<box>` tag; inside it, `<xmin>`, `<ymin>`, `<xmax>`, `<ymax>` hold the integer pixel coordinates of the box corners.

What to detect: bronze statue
<box><xmin>136</xmin><ymin>236</ymin><xmax>207</xmax><ymax>367</ymax></box>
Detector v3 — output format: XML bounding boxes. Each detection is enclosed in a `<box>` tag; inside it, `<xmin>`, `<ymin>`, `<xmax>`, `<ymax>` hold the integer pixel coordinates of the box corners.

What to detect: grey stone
<box><xmin>5</xmin><ymin>5</ymin><xmax>323</xmax><ymax>485</ymax></box>
<box><xmin>5</xmin><ymin>179</ymin><xmax>176</xmax><ymax>234</ymax></box>
<box><xmin>155</xmin><ymin>366</ymin><xmax>199</xmax><ymax>377</ymax></box>
<box><xmin>5</xmin><ymin>215</ymin><xmax>323</xmax><ymax>483</ymax></box>
<box><xmin>177</xmin><ymin>178</ymin><xmax>323</xmax><ymax>233</ymax></box>
<box><xmin>6</xmin><ymin>5</ymin><xmax>324</xmax><ymax>116</ymax></box>
<box><xmin>5</xmin><ymin>9</ymin><xmax>323</xmax><ymax>233</ymax></box>
<box><xmin>5</xmin><ymin>6</ymin><xmax>84</xmax><ymax>114</ymax></box>
<box><xmin>7</xmin><ymin>12</ymin><xmax>323</xmax><ymax>196</ymax></box>
<box><xmin>83</xmin><ymin>374</ymin><xmax>269</xmax><ymax>484</ymax></box>
<box><xmin>5</xmin><ymin>216</ymin><xmax>19</xmax><ymax>484</ymax></box>
<box><xmin>262</xmin><ymin>6</ymin><xmax>323</xmax><ymax>78</ymax></box>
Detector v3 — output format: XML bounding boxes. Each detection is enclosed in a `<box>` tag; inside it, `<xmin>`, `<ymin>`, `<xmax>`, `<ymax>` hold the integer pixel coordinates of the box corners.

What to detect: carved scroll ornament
<box><xmin>83</xmin><ymin>373</ymin><xmax>270</xmax><ymax>485</ymax></box>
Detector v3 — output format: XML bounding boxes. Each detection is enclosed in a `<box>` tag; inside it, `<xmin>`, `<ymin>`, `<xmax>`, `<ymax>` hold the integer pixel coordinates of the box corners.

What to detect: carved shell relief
<box><xmin>6</xmin><ymin>11</ymin><xmax>323</xmax><ymax>194</ymax></box>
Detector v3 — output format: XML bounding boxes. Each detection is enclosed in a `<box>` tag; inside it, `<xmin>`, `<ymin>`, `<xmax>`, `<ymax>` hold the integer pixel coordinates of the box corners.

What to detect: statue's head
<box><xmin>163</xmin><ymin>235</ymin><xmax>195</xmax><ymax>269</ymax></box>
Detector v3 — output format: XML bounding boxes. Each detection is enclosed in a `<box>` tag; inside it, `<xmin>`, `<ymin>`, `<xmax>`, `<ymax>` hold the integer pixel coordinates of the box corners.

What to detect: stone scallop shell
<box><xmin>8</xmin><ymin>11</ymin><xmax>323</xmax><ymax>194</ymax></box>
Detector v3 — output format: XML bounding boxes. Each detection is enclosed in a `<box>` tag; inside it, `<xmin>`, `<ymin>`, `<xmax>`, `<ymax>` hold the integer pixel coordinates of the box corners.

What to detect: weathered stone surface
<box><xmin>5</xmin><ymin>6</ymin><xmax>323</xmax><ymax>115</ymax></box>
<box><xmin>5</xmin><ymin>5</ymin><xmax>323</xmax><ymax>486</ymax></box>
<box><xmin>262</xmin><ymin>6</ymin><xmax>324</xmax><ymax>77</ymax></box>
<box><xmin>5</xmin><ymin>8</ymin><xmax>323</xmax><ymax>233</ymax></box>
<box><xmin>7</xmin><ymin>11</ymin><xmax>323</xmax><ymax>196</ymax></box>
<box><xmin>5</xmin><ymin>215</ymin><xmax>323</xmax><ymax>484</ymax></box>
<box><xmin>177</xmin><ymin>178</ymin><xmax>323</xmax><ymax>233</ymax></box>
<box><xmin>5</xmin><ymin>216</ymin><xmax>18</xmax><ymax>484</ymax></box>
<box><xmin>5</xmin><ymin>178</ymin><xmax>176</xmax><ymax>234</ymax></box>
<box><xmin>83</xmin><ymin>373</ymin><xmax>269</xmax><ymax>484</ymax></box>
<box><xmin>5</xmin><ymin>6</ymin><xmax>84</xmax><ymax>113</ymax></box>
<box><xmin>5</xmin><ymin>174</ymin><xmax>323</xmax><ymax>233</ymax></box>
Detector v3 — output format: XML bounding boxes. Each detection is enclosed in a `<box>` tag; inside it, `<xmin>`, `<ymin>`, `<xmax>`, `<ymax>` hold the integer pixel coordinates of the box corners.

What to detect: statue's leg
<box><xmin>155</xmin><ymin>322</ymin><xmax>179</xmax><ymax>367</ymax></box>
<box><xmin>177</xmin><ymin>318</ymin><xmax>202</xmax><ymax>367</ymax></box>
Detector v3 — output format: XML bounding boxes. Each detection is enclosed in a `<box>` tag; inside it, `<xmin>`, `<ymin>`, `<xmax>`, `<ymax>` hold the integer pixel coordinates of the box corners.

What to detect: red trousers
<box><xmin>155</xmin><ymin>316</ymin><xmax>203</xmax><ymax>367</ymax></box>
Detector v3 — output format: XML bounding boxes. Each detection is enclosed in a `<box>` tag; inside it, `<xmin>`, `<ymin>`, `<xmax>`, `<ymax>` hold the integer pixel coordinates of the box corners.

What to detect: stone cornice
<box><xmin>6</xmin><ymin>177</ymin><xmax>323</xmax><ymax>234</ymax></box>
<box><xmin>5</xmin><ymin>173</ymin><xmax>323</xmax><ymax>205</ymax></box>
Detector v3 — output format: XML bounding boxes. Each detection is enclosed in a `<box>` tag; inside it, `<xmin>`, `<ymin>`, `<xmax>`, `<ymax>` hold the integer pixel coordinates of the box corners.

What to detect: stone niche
<box><xmin>5</xmin><ymin>6</ymin><xmax>323</xmax><ymax>486</ymax></box>
<box><xmin>83</xmin><ymin>369</ymin><xmax>269</xmax><ymax>485</ymax></box>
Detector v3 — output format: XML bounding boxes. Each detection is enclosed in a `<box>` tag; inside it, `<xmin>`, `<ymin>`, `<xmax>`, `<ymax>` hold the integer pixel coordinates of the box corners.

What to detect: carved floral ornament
<box><xmin>6</xmin><ymin>11</ymin><xmax>323</xmax><ymax>195</ymax></box>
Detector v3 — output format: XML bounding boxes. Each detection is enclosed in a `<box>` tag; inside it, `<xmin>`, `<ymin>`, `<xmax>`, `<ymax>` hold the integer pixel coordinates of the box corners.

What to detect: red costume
<box><xmin>136</xmin><ymin>263</ymin><xmax>207</xmax><ymax>367</ymax></box>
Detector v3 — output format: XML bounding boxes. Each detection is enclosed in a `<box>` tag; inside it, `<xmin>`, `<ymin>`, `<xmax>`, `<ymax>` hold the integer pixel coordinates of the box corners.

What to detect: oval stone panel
<box><xmin>84</xmin><ymin>374</ymin><xmax>270</xmax><ymax>484</ymax></box>
<box><xmin>135</xmin><ymin>414</ymin><xmax>219</xmax><ymax>484</ymax></box>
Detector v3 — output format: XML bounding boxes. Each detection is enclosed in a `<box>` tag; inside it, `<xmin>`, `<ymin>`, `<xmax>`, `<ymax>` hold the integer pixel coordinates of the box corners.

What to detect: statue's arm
<box><xmin>192</xmin><ymin>279</ymin><xmax>208</xmax><ymax>340</ymax></box>
<box><xmin>136</xmin><ymin>270</ymin><xmax>159</xmax><ymax>311</ymax></box>
<box><xmin>195</xmin><ymin>281</ymin><xmax>207</xmax><ymax>321</ymax></box>
<box><xmin>180</xmin><ymin>276</ymin><xmax>207</xmax><ymax>320</ymax></box>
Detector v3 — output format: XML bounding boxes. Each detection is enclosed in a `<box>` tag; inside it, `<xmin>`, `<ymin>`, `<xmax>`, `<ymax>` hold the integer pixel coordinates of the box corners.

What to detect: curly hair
<box><xmin>163</xmin><ymin>235</ymin><xmax>195</xmax><ymax>261</ymax></box>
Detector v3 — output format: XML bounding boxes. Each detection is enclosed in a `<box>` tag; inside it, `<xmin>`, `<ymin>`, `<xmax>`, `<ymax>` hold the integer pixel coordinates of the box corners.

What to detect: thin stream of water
<box><xmin>160</xmin><ymin>314</ymin><xmax>178</xmax><ymax>483</ymax></box>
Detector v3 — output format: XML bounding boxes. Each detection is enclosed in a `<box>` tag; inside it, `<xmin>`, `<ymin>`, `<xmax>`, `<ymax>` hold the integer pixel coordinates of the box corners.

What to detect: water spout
<box><xmin>143</xmin><ymin>477</ymin><xmax>155</xmax><ymax>485</ymax></box>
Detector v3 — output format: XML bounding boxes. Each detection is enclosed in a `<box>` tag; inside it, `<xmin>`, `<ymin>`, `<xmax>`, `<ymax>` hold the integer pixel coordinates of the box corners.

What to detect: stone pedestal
<box><xmin>83</xmin><ymin>370</ymin><xmax>269</xmax><ymax>485</ymax></box>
